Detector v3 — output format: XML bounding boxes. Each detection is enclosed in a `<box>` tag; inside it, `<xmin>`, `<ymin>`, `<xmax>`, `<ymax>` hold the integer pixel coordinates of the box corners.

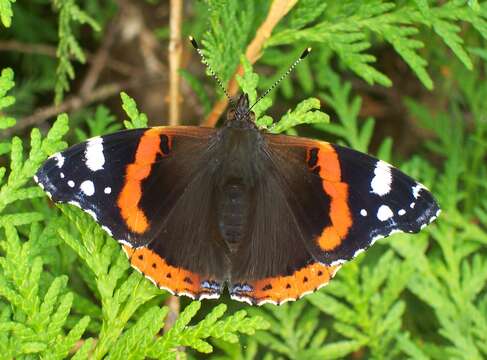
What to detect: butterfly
<box><xmin>34</xmin><ymin>91</ymin><xmax>440</xmax><ymax>305</ymax></box>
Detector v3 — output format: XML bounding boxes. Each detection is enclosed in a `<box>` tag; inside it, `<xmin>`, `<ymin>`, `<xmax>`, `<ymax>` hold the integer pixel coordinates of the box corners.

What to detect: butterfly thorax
<box><xmin>216</xmin><ymin>95</ymin><xmax>264</xmax><ymax>252</ymax></box>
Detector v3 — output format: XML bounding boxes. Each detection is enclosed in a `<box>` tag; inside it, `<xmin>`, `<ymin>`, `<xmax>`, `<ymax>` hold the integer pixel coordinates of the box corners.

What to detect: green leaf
<box><xmin>0</xmin><ymin>0</ymin><xmax>15</xmax><ymax>28</ymax></box>
<box><xmin>53</xmin><ymin>0</ymin><xmax>100</xmax><ymax>103</ymax></box>
<box><xmin>0</xmin><ymin>68</ymin><xmax>16</xmax><ymax>129</ymax></box>
<box><xmin>121</xmin><ymin>92</ymin><xmax>149</xmax><ymax>129</ymax></box>
<box><xmin>270</xmin><ymin>98</ymin><xmax>329</xmax><ymax>134</ymax></box>
<box><xmin>201</xmin><ymin>0</ymin><xmax>257</xmax><ymax>84</ymax></box>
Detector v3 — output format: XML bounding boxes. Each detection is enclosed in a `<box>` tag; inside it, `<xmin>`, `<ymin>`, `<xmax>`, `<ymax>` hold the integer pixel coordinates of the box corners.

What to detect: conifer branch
<box><xmin>168</xmin><ymin>0</ymin><xmax>184</xmax><ymax>126</ymax></box>
<box><xmin>202</xmin><ymin>0</ymin><xmax>298</xmax><ymax>127</ymax></box>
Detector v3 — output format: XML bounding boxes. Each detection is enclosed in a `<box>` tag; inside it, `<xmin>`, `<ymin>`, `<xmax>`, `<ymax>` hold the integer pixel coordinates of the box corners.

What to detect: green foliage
<box><xmin>200</xmin><ymin>0</ymin><xmax>259</xmax><ymax>85</ymax></box>
<box><xmin>267</xmin><ymin>0</ymin><xmax>487</xmax><ymax>90</ymax></box>
<box><xmin>0</xmin><ymin>0</ymin><xmax>15</xmax><ymax>28</ymax></box>
<box><xmin>120</xmin><ymin>92</ymin><xmax>149</xmax><ymax>129</ymax></box>
<box><xmin>0</xmin><ymin>70</ymin><xmax>268</xmax><ymax>358</ymax></box>
<box><xmin>53</xmin><ymin>0</ymin><xmax>100</xmax><ymax>104</ymax></box>
<box><xmin>2</xmin><ymin>1</ymin><xmax>487</xmax><ymax>359</ymax></box>
<box><xmin>74</xmin><ymin>106</ymin><xmax>122</xmax><ymax>141</ymax></box>
<box><xmin>236</xmin><ymin>57</ymin><xmax>329</xmax><ymax>133</ymax></box>
<box><xmin>315</xmin><ymin>68</ymin><xmax>378</xmax><ymax>153</ymax></box>
<box><xmin>0</xmin><ymin>225</ymin><xmax>90</xmax><ymax>359</ymax></box>
<box><xmin>249</xmin><ymin>301</ymin><xmax>362</xmax><ymax>359</ymax></box>
<box><xmin>0</xmin><ymin>72</ymin><xmax>83</xmax><ymax>357</ymax></box>
<box><xmin>307</xmin><ymin>251</ymin><xmax>414</xmax><ymax>359</ymax></box>
<box><xmin>0</xmin><ymin>67</ymin><xmax>16</xmax><ymax>159</ymax></box>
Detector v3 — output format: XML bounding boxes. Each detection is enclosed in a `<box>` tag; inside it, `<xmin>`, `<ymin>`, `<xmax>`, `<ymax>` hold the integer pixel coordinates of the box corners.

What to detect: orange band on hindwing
<box><xmin>123</xmin><ymin>245</ymin><xmax>222</xmax><ymax>300</ymax></box>
<box><xmin>231</xmin><ymin>262</ymin><xmax>341</xmax><ymax>305</ymax></box>
<box><xmin>117</xmin><ymin>129</ymin><xmax>171</xmax><ymax>233</ymax></box>
<box><xmin>307</xmin><ymin>143</ymin><xmax>353</xmax><ymax>251</ymax></box>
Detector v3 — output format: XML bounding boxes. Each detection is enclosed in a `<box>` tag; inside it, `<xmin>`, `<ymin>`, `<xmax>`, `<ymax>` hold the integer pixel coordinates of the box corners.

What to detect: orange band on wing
<box><xmin>308</xmin><ymin>143</ymin><xmax>352</xmax><ymax>251</ymax></box>
<box><xmin>117</xmin><ymin>129</ymin><xmax>170</xmax><ymax>233</ymax></box>
<box><xmin>123</xmin><ymin>245</ymin><xmax>220</xmax><ymax>298</ymax></box>
<box><xmin>233</xmin><ymin>262</ymin><xmax>341</xmax><ymax>305</ymax></box>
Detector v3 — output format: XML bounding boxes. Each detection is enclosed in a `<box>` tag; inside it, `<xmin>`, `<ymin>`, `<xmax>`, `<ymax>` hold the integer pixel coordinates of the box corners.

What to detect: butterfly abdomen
<box><xmin>217</xmin><ymin>179</ymin><xmax>250</xmax><ymax>252</ymax></box>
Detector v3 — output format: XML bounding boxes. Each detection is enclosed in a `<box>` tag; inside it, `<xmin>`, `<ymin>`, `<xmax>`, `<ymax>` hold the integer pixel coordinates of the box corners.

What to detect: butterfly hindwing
<box><xmin>35</xmin><ymin>126</ymin><xmax>226</xmax><ymax>300</ymax></box>
<box><xmin>226</xmin><ymin>164</ymin><xmax>342</xmax><ymax>305</ymax></box>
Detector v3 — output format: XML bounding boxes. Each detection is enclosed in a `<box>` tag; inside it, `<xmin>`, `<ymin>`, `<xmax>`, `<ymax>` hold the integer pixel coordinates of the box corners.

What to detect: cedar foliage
<box><xmin>1</xmin><ymin>1</ymin><xmax>487</xmax><ymax>359</ymax></box>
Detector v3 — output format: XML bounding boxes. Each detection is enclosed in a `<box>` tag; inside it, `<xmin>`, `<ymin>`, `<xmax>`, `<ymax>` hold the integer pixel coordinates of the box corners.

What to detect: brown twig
<box><xmin>79</xmin><ymin>19</ymin><xmax>120</xmax><ymax>96</ymax></box>
<box><xmin>117</xmin><ymin>0</ymin><xmax>166</xmax><ymax>76</ymax></box>
<box><xmin>0</xmin><ymin>40</ymin><xmax>134</xmax><ymax>77</ymax></box>
<box><xmin>163</xmin><ymin>0</ymin><xmax>184</xmax><ymax>338</ymax></box>
<box><xmin>168</xmin><ymin>0</ymin><xmax>183</xmax><ymax>126</ymax></box>
<box><xmin>3</xmin><ymin>75</ymin><xmax>165</xmax><ymax>137</ymax></box>
<box><xmin>202</xmin><ymin>0</ymin><xmax>298</xmax><ymax>127</ymax></box>
<box><xmin>163</xmin><ymin>295</ymin><xmax>181</xmax><ymax>333</ymax></box>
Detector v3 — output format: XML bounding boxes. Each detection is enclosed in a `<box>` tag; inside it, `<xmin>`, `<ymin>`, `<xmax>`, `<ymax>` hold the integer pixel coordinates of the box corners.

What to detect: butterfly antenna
<box><xmin>189</xmin><ymin>36</ymin><xmax>234</xmax><ymax>106</ymax></box>
<box><xmin>249</xmin><ymin>48</ymin><xmax>311</xmax><ymax>111</ymax></box>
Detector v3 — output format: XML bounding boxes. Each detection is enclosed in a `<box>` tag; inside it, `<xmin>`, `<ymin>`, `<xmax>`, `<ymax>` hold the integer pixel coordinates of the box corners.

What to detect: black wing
<box><xmin>35</xmin><ymin>126</ymin><xmax>227</xmax><ymax>300</ymax></box>
<box><xmin>264</xmin><ymin>134</ymin><xmax>440</xmax><ymax>265</ymax></box>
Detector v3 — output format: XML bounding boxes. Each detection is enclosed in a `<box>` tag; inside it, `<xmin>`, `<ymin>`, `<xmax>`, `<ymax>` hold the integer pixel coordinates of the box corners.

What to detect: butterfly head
<box><xmin>226</xmin><ymin>93</ymin><xmax>256</xmax><ymax>129</ymax></box>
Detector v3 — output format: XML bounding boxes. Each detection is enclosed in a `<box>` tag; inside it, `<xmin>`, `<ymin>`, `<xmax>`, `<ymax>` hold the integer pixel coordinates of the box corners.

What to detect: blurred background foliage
<box><xmin>0</xmin><ymin>0</ymin><xmax>487</xmax><ymax>359</ymax></box>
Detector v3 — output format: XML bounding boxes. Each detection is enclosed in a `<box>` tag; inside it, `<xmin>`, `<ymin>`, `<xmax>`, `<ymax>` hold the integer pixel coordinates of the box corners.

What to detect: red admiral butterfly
<box><xmin>34</xmin><ymin>44</ymin><xmax>440</xmax><ymax>306</ymax></box>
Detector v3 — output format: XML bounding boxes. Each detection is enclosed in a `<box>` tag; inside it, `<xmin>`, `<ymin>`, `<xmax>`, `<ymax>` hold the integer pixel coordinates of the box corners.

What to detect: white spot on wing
<box><xmin>104</xmin><ymin>187</ymin><xmax>112</xmax><ymax>194</ymax></box>
<box><xmin>118</xmin><ymin>239</ymin><xmax>132</xmax><ymax>247</ymax></box>
<box><xmin>121</xmin><ymin>245</ymin><xmax>131</xmax><ymax>258</ymax></box>
<box><xmin>360</xmin><ymin>209</ymin><xmax>367</xmax><ymax>216</ymax></box>
<box><xmin>158</xmin><ymin>285</ymin><xmax>175</xmax><ymax>295</ymax></box>
<box><xmin>60</xmin><ymin>172</ymin><xmax>65</xmax><ymax>178</ymax></box>
<box><xmin>80</xmin><ymin>180</ymin><xmax>95</xmax><ymax>196</ymax></box>
<box><xmin>85</xmin><ymin>209</ymin><xmax>98</xmax><ymax>221</ymax></box>
<box><xmin>53</xmin><ymin>153</ymin><xmax>65</xmax><ymax>168</ymax></box>
<box><xmin>371</xmin><ymin>160</ymin><xmax>392</xmax><ymax>196</ymax></box>
<box><xmin>330</xmin><ymin>265</ymin><xmax>341</xmax><ymax>277</ymax></box>
<box><xmin>199</xmin><ymin>293</ymin><xmax>220</xmax><ymax>300</ymax></box>
<box><xmin>145</xmin><ymin>275</ymin><xmax>158</xmax><ymax>286</ymax></box>
<box><xmin>330</xmin><ymin>259</ymin><xmax>347</xmax><ymax>267</ymax></box>
<box><xmin>377</xmin><ymin>205</ymin><xmax>394</xmax><ymax>221</ymax></box>
<box><xmin>371</xmin><ymin>234</ymin><xmax>384</xmax><ymax>245</ymax></box>
<box><xmin>279</xmin><ymin>297</ymin><xmax>297</xmax><ymax>305</ymax></box>
<box><xmin>68</xmin><ymin>180</ymin><xmax>75</xmax><ymax>188</ymax></box>
<box><xmin>398</xmin><ymin>209</ymin><xmax>406</xmax><ymax>216</ymax></box>
<box><xmin>230</xmin><ymin>294</ymin><xmax>253</xmax><ymax>306</ymax></box>
<box><xmin>102</xmin><ymin>226</ymin><xmax>113</xmax><ymax>236</ymax></box>
<box><xmin>33</xmin><ymin>175</ymin><xmax>39</xmax><ymax>183</ymax></box>
<box><xmin>412</xmin><ymin>183</ymin><xmax>426</xmax><ymax>199</ymax></box>
<box><xmin>68</xmin><ymin>201</ymin><xmax>81</xmax><ymax>209</ymax></box>
<box><xmin>410</xmin><ymin>202</ymin><xmax>416</xmax><ymax>209</ymax></box>
<box><xmin>257</xmin><ymin>299</ymin><xmax>278</xmax><ymax>306</ymax></box>
<box><xmin>85</xmin><ymin>137</ymin><xmax>105</xmax><ymax>171</ymax></box>
<box><xmin>178</xmin><ymin>291</ymin><xmax>196</xmax><ymax>299</ymax></box>
<box><xmin>300</xmin><ymin>289</ymin><xmax>315</xmax><ymax>297</ymax></box>
<box><xmin>353</xmin><ymin>248</ymin><xmax>365</xmax><ymax>258</ymax></box>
